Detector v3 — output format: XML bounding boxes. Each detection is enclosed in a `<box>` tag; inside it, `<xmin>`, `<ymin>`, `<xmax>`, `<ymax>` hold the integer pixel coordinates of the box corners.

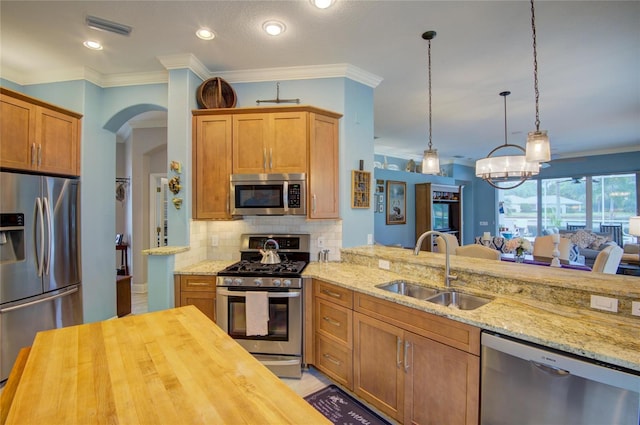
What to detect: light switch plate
<box><xmin>632</xmin><ymin>301</ymin><xmax>640</xmax><ymax>316</ymax></box>
<box><xmin>590</xmin><ymin>295</ymin><xmax>618</xmax><ymax>312</ymax></box>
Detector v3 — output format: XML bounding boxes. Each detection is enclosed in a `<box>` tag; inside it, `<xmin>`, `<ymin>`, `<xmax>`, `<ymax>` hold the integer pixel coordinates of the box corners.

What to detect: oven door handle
<box><xmin>216</xmin><ymin>289</ymin><xmax>301</xmax><ymax>298</ymax></box>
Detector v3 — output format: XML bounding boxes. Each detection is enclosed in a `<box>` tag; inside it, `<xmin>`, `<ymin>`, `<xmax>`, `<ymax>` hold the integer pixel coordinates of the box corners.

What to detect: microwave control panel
<box><xmin>288</xmin><ymin>184</ymin><xmax>301</xmax><ymax>208</ymax></box>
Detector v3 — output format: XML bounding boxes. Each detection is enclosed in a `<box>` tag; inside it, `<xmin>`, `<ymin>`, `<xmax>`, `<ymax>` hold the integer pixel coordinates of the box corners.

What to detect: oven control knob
<box><xmin>233</xmin><ymin>278</ymin><xmax>243</xmax><ymax>286</ymax></box>
<box><xmin>273</xmin><ymin>279</ymin><xmax>282</xmax><ymax>287</ymax></box>
<box><xmin>283</xmin><ymin>279</ymin><xmax>292</xmax><ymax>286</ymax></box>
<box><xmin>224</xmin><ymin>278</ymin><xmax>234</xmax><ymax>285</ymax></box>
<box><xmin>254</xmin><ymin>278</ymin><xmax>263</xmax><ymax>286</ymax></box>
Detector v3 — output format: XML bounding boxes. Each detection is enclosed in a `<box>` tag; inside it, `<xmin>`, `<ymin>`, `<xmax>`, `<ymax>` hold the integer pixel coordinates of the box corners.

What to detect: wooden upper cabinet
<box><xmin>0</xmin><ymin>92</ymin><xmax>36</xmax><ymax>171</ymax></box>
<box><xmin>193</xmin><ymin>115</ymin><xmax>233</xmax><ymax>219</ymax></box>
<box><xmin>0</xmin><ymin>88</ymin><xmax>81</xmax><ymax>176</ymax></box>
<box><xmin>193</xmin><ymin>105</ymin><xmax>342</xmax><ymax>220</ymax></box>
<box><xmin>309</xmin><ymin>113</ymin><xmax>339</xmax><ymax>219</ymax></box>
<box><xmin>232</xmin><ymin>112</ymin><xmax>307</xmax><ymax>174</ymax></box>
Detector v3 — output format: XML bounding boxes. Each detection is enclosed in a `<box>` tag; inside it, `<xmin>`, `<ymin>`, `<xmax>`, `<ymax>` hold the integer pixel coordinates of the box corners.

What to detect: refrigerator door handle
<box><xmin>0</xmin><ymin>286</ymin><xmax>79</xmax><ymax>314</ymax></box>
<box><xmin>43</xmin><ymin>196</ymin><xmax>52</xmax><ymax>275</ymax></box>
<box><xmin>35</xmin><ymin>197</ymin><xmax>45</xmax><ymax>277</ymax></box>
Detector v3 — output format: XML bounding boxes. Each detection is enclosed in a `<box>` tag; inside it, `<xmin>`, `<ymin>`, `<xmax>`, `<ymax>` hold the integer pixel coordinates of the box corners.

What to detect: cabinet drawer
<box><xmin>315</xmin><ymin>298</ymin><xmax>352</xmax><ymax>346</ymax></box>
<box><xmin>180</xmin><ymin>275</ymin><xmax>217</xmax><ymax>291</ymax></box>
<box><xmin>314</xmin><ymin>280</ymin><xmax>353</xmax><ymax>308</ymax></box>
<box><xmin>315</xmin><ymin>334</ymin><xmax>353</xmax><ymax>390</ymax></box>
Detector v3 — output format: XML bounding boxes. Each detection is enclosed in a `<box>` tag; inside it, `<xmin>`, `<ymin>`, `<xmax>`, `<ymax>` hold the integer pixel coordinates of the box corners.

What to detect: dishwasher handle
<box><xmin>531</xmin><ymin>360</ymin><xmax>570</xmax><ymax>377</ymax></box>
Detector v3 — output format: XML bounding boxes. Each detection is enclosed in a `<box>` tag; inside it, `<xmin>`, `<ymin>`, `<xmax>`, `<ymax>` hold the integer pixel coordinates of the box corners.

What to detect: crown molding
<box><xmin>214</xmin><ymin>63</ymin><xmax>383</xmax><ymax>88</ymax></box>
<box><xmin>156</xmin><ymin>53</ymin><xmax>209</xmax><ymax>81</ymax></box>
<box><xmin>1</xmin><ymin>55</ymin><xmax>382</xmax><ymax>89</ymax></box>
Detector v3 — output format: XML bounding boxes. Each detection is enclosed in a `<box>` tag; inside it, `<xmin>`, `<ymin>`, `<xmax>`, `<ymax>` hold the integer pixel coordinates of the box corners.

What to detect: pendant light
<box><xmin>525</xmin><ymin>0</ymin><xmax>551</xmax><ymax>163</ymax></box>
<box><xmin>421</xmin><ymin>30</ymin><xmax>440</xmax><ymax>175</ymax></box>
<box><xmin>475</xmin><ymin>91</ymin><xmax>540</xmax><ymax>190</ymax></box>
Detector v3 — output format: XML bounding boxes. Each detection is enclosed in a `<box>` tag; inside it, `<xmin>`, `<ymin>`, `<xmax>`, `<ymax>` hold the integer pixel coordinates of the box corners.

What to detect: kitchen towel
<box><xmin>245</xmin><ymin>291</ymin><xmax>269</xmax><ymax>336</ymax></box>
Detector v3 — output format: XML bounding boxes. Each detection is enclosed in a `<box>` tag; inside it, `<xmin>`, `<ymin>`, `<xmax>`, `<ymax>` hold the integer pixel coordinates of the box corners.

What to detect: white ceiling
<box><xmin>1</xmin><ymin>1</ymin><xmax>639</xmax><ymax>164</ymax></box>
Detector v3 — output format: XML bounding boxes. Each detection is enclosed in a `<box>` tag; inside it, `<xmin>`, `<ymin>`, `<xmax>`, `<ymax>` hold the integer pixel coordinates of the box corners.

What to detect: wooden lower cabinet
<box><xmin>174</xmin><ymin>275</ymin><xmax>217</xmax><ymax>322</ymax></box>
<box><xmin>353</xmin><ymin>312</ymin><xmax>404</xmax><ymax>421</ymax></box>
<box><xmin>353</xmin><ymin>311</ymin><xmax>479</xmax><ymax>425</ymax></box>
<box><xmin>403</xmin><ymin>332</ymin><xmax>480</xmax><ymax>425</ymax></box>
<box><xmin>313</xmin><ymin>280</ymin><xmax>353</xmax><ymax>390</ymax></box>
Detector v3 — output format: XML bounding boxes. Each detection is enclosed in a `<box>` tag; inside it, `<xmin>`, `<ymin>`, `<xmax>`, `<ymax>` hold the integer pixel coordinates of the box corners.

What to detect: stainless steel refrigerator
<box><xmin>0</xmin><ymin>171</ymin><xmax>83</xmax><ymax>382</ymax></box>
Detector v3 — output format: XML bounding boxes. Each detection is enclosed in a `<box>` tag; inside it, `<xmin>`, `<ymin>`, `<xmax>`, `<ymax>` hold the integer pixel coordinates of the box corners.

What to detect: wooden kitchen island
<box><xmin>4</xmin><ymin>306</ymin><xmax>330</xmax><ymax>425</ymax></box>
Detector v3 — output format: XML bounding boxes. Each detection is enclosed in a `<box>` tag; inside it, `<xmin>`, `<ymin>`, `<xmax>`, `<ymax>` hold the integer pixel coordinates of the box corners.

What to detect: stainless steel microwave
<box><xmin>230</xmin><ymin>173</ymin><xmax>306</xmax><ymax>216</ymax></box>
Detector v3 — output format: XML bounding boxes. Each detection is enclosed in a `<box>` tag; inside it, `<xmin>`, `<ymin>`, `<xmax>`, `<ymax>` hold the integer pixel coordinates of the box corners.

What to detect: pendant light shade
<box><xmin>421</xmin><ymin>30</ymin><xmax>440</xmax><ymax>175</ymax></box>
<box><xmin>524</xmin><ymin>0</ymin><xmax>551</xmax><ymax>163</ymax></box>
<box><xmin>525</xmin><ymin>130</ymin><xmax>550</xmax><ymax>162</ymax></box>
<box><xmin>422</xmin><ymin>148</ymin><xmax>440</xmax><ymax>174</ymax></box>
<box><xmin>475</xmin><ymin>91</ymin><xmax>540</xmax><ymax>190</ymax></box>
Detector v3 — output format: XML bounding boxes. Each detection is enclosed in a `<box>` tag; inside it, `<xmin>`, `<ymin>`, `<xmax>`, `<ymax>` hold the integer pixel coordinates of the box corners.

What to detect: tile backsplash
<box><xmin>178</xmin><ymin>217</ymin><xmax>343</xmax><ymax>266</ymax></box>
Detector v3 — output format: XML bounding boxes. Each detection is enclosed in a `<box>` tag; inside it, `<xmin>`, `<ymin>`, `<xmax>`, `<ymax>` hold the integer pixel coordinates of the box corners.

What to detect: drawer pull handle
<box><xmin>321</xmin><ymin>289</ymin><xmax>342</xmax><ymax>299</ymax></box>
<box><xmin>323</xmin><ymin>353</ymin><xmax>342</xmax><ymax>366</ymax></box>
<box><xmin>322</xmin><ymin>316</ymin><xmax>341</xmax><ymax>327</ymax></box>
<box><xmin>188</xmin><ymin>282</ymin><xmax>211</xmax><ymax>286</ymax></box>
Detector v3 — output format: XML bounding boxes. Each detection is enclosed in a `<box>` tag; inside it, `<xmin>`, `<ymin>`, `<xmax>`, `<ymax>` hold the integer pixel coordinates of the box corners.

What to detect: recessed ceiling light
<box><xmin>196</xmin><ymin>28</ymin><xmax>215</xmax><ymax>40</ymax></box>
<box><xmin>310</xmin><ymin>0</ymin><xmax>335</xmax><ymax>9</ymax></box>
<box><xmin>83</xmin><ymin>40</ymin><xmax>103</xmax><ymax>50</ymax></box>
<box><xmin>262</xmin><ymin>20</ymin><xmax>286</xmax><ymax>36</ymax></box>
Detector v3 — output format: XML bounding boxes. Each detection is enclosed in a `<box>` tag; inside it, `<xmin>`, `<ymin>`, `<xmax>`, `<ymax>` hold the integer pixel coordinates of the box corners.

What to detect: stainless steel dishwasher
<box><xmin>481</xmin><ymin>331</ymin><xmax>640</xmax><ymax>425</ymax></box>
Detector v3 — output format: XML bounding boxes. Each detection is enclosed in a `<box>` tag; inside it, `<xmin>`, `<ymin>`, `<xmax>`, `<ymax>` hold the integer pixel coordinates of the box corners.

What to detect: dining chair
<box><xmin>456</xmin><ymin>244</ymin><xmax>501</xmax><ymax>260</ymax></box>
<box><xmin>532</xmin><ymin>235</ymin><xmax>572</xmax><ymax>262</ymax></box>
<box><xmin>435</xmin><ymin>234</ymin><xmax>459</xmax><ymax>255</ymax></box>
<box><xmin>566</xmin><ymin>223</ymin><xmax>586</xmax><ymax>231</ymax></box>
<box><xmin>599</xmin><ymin>224</ymin><xmax>623</xmax><ymax>247</ymax></box>
<box><xmin>591</xmin><ymin>244</ymin><xmax>624</xmax><ymax>274</ymax></box>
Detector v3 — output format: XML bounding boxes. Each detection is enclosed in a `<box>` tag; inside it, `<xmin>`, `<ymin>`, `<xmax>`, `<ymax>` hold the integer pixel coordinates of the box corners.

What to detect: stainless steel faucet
<box><xmin>414</xmin><ymin>230</ymin><xmax>458</xmax><ymax>287</ymax></box>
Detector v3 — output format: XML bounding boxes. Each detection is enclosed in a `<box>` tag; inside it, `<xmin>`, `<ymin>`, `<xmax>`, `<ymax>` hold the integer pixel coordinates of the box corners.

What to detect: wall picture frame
<box><xmin>386</xmin><ymin>181</ymin><xmax>406</xmax><ymax>225</ymax></box>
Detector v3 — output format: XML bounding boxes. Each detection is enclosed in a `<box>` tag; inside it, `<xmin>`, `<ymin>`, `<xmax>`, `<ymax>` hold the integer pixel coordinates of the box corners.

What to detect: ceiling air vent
<box><xmin>86</xmin><ymin>15</ymin><xmax>132</xmax><ymax>36</ymax></box>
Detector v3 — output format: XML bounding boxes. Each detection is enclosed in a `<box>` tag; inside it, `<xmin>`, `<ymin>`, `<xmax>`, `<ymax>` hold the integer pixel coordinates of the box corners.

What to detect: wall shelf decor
<box><xmin>351</xmin><ymin>170</ymin><xmax>371</xmax><ymax>209</ymax></box>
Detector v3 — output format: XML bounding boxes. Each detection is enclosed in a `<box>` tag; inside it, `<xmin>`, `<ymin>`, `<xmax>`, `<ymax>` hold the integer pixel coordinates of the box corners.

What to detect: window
<box><xmin>498</xmin><ymin>179</ymin><xmax>537</xmax><ymax>237</ymax></box>
<box><xmin>540</xmin><ymin>178</ymin><xmax>586</xmax><ymax>231</ymax></box>
<box><xmin>498</xmin><ymin>173</ymin><xmax>637</xmax><ymax>242</ymax></box>
<box><xmin>592</xmin><ymin>174</ymin><xmax>637</xmax><ymax>244</ymax></box>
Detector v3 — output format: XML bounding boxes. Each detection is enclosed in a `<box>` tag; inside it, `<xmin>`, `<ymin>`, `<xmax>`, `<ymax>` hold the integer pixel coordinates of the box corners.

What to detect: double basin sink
<box><xmin>376</xmin><ymin>280</ymin><xmax>492</xmax><ymax>310</ymax></box>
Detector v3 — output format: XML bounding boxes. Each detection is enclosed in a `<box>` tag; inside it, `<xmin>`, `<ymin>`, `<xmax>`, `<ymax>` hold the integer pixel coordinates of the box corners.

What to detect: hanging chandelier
<box><xmin>475</xmin><ymin>91</ymin><xmax>540</xmax><ymax>190</ymax></box>
<box><xmin>421</xmin><ymin>30</ymin><xmax>440</xmax><ymax>175</ymax></box>
<box><xmin>525</xmin><ymin>0</ymin><xmax>551</xmax><ymax>163</ymax></box>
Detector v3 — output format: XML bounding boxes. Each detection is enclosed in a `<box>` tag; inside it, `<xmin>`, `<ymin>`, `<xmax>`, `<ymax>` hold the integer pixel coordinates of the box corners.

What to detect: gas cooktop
<box><xmin>218</xmin><ymin>259</ymin><xmax>308</xmax><ymax>277</ymax></box>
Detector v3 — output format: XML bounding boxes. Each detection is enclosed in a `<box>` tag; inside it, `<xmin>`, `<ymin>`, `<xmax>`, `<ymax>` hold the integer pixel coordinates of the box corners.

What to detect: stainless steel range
<box><xmin>216</xmin><ymin>234</ymin><xmax>310</xmax><ymax>378</ymax></box>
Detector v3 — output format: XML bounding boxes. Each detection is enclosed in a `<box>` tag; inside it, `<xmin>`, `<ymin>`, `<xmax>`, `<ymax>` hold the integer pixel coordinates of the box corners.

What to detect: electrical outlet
<box><xmin>378</xmin><ymin>259</ymin><xmax>390</xmax><ymax>270</ymax></box>
<box><xmin>632</xmin><ymin>301</ymin><xmax>640</xmax><ymax>316</ymax></box>
<box><xmin>590</xmin><ymin>295</ymin><xmax>618</xmax><ymax>313</ymax></box>
<box><xmin>367</xmin><ymin>234</ymin><xmax>373</xmax><ymax>245</ymax></box>
<box><xmin>210</xmin><ymin>235</ymin><xmax>219</xmax><ymax>247</ymax></box>
<box><xmin>317</xmin><ymin>237</ymin><xmax>325</xmax><ymax>248</ymax></box>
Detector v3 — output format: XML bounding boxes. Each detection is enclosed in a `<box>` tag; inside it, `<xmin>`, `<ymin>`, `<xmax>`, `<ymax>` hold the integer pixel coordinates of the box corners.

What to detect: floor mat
<box><xmin>304</xmin><ymin>384</ymin><xmax>392</xmax><ymax>425</ymax></box>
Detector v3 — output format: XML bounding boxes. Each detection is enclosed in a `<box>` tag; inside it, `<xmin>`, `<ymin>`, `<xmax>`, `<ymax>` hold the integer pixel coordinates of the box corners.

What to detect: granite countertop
<box><xmin>142</xmin><ymin>245</ymin><xmax>190</xmax><ymax>256</ymax></box>
<box><xmin>173</xmin><ymin>252</ymin><xmax>640</xmax><ymax>372</ymax></box>
<box><xmin>304</xmin><ymin>262</ymin><xmax>640</xmax><ymax>372</ymax></box>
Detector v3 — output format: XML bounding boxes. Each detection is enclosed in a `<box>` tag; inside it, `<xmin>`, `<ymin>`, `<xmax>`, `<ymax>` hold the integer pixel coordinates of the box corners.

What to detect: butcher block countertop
<box><xmin>4</xmin><ymin>306</ymin><xmax>330</xmax><ymax>425</ymax></box>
